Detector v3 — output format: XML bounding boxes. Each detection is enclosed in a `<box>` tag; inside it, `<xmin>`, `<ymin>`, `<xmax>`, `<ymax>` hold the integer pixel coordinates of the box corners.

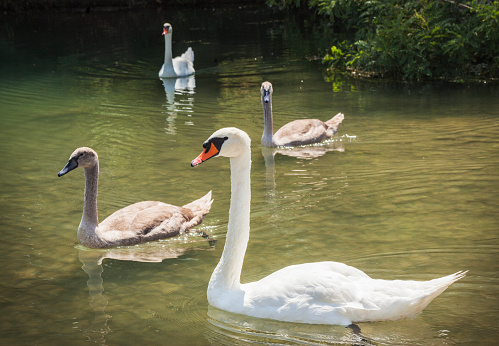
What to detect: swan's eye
<box><xmin>209</xmin><ymin>137</ymin><xmax>227</xmax><ymax>152</ymax></box>
<box><xmin>202</xmin><ymin>141</ymin><xmax>211</xmax><ymax>153</ymax></box>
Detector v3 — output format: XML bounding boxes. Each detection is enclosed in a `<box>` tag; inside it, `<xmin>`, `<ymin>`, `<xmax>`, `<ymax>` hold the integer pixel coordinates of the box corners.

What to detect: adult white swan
<box><xmin>159</xmin><ymin>23</ymin><xmax>195</xmax><ymax>78</ymax></box>
<box><xmin>261</xmin><ymin>81</ymin><xmax>344</xmax><ymax>147</ymax></box>
<box><xmin>58</xmin><ymin>147</ymin><xmax>212</xmax><ymax>248</ymax></box>
<box><xmin>191</xmin><ymin>127</ymin><xmax>466</xmax><ymax>325</ymax></box>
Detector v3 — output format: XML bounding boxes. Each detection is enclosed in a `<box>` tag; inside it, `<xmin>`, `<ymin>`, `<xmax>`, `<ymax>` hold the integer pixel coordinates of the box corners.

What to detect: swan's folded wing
<box><xmin>131</xmin><ymin>203</ymin><xmax>200</xmax><ymax>240</ymax></box>
<box><xmin>100</xmin><ymin>201</ymin><xmax>160</xmax><ymax>229</ymax></box>
<box><xmin>100</xmin><ymin>201</ymin><xmax>190</xmax><ymax>239</ymax></box>
<box><xmin>243</xmin><ymin>261</ymin><xmax>379</xmax><ymax>311</ymax></box>
<box><xmin>273</xmin><ymin>119</ymin><xmax>328</xmax><ymax>146</ymax></box>
<box><xmin>180</xmin><ymin>47</ymin><xmax>194</xmax><ymax>63</ymax></box>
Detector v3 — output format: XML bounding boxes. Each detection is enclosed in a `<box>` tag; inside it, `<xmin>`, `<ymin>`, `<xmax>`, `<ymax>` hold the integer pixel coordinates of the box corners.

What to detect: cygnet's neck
<box><xmin>78</xmin><ymin>163</ymin><xmax>100</xmax><ymax>244</ymax></box>
<box><xmin>261</xmin><ymin>99</ymin><xmax>275</xmax><ymax>147</ymax></box>
<box><xmin>209</xmin><ymin>146</ymin><xmax>252</xmax><ymax>291</ymax></box>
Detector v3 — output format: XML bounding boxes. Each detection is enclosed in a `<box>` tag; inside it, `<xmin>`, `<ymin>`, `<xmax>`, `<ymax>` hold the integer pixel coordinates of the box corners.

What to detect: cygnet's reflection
<box><xmin>161</xmin><ymin>75</ymin><xmax>196</xmax><ymax>135</ymax></box>
<box><xmin>262</xmin><ymin>137</ymin><xmax>348</xmax><ymax>161</ymax></box>
<box><xmin>261</xmin><ymin>135</ymin><xmax>355</xmax><ymax>193</ymax></box>
<box><xmin>77</xmin><ymin>239</ymin><xmax>212</xmax><ymax>345</ymax></box>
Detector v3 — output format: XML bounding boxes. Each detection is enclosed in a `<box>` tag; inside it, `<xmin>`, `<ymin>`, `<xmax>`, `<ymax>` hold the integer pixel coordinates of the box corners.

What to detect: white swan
<box><xmin>58</xmin><ymin>147</ymin><xmax>212</xmax><ymax>248</ymax></box>
<box><xmin>191</xmin><ymin>127</ymin><xmax>467</xmax><ymax>326</ymax></box>
<box><xmin>261</xmin><ymin>81</ymin><xmax>345</xmax><ymax>147</ymax></box>
<box><xmin>159</xmin><ymin>23</ymin><xmax>195</xmax><ymax>78</ymax></box>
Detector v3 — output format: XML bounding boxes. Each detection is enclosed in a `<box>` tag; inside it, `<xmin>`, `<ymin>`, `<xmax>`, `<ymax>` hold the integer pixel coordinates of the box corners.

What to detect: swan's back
<box><xmin>273</xmin><ymin>112</ymin><xmax>344</xmax><ymax>147</ymax></box>
<box><xmin>238</xmin><ymin>262</ymin><xmax>466</xmax><ymax>325</ymax></box>
<box><xmin>99</xmin><ymin>201</ymin><xmax>185</xmax><ymax>234</ymax></box>
<box><xmin>97</xmin><ymin>191</ymin><xmax>212</xmax><ymax>246</ymax></box>
<box><xmin>273</xmin><ymin>119</ymin><xmax>330</xmax><ymax>146</ymax></box>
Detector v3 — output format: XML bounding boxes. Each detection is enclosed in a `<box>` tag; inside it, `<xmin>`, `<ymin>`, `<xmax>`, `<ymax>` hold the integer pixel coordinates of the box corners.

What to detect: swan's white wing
<box><xmin>243</xmin><ymin>262</ymin><xmax>377</xmax><ymax>310</ymax></box>
<box><xmin>241</xmin><ymin>261</ymin><xmax>466</xmax><ymax>324</ymax></box>
<box><xmin>180</xmin><ymin>47</ymin><xmax>194</xmax><ymax>63</ymax></box>
<box><xmin>237</xmin><ymin>262</ymin><xmax>375</xmax><ymax>325</ymax></box>
<box><xmin>172</xmin><ymin>48</ymin><xmax>195</xmax><ymax>77</ymax></box>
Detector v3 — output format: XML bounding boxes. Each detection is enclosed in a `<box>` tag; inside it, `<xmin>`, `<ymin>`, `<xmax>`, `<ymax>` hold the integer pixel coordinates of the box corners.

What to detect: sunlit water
<box><xmin>1</xmin><ymin>5</ymin><xmax>498</xmax><ymax>345</ymax></box>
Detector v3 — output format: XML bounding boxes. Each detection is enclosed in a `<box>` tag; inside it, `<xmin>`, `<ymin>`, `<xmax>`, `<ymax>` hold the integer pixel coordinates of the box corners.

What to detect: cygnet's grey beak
<box><xmin>58</xmin><ymin>158</ymin><xmax>78</xmax><ymax>177</ymax></box>
<box><xmin>263</xmin><ymin>91</ymin><xmax>271</xmax><ymax>103</ymax></box>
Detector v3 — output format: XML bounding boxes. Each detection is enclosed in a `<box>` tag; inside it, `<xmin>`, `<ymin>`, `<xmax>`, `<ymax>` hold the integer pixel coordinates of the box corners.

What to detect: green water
<box><xmin>1</xmin><ymin>5</ymin><xmax>498</xmax><ymax>345</ymax></box>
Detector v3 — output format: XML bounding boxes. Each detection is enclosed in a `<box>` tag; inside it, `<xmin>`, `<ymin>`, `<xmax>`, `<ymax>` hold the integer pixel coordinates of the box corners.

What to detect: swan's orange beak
<box><xmin>191</xmin><ymin>143</ymin><xmax>219</xmax><ymax>167</ymax></box>
<box><xmin>162</xmin><ymin>28</ymin><xmax>169</xmax><ymax>35</ymax></box>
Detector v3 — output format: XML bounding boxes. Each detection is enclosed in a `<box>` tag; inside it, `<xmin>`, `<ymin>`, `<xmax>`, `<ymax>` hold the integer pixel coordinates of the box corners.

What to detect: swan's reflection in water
<box><xmin>77</xmin><ymin>240</ymin><xmax>209</xmax><ymax>345</ymax></box>
<box><xmin>161</xmin><ymin>75</ymin><xmax>196</xmax><ymax>135</ymax></box>
<box><xmin>206</xmin><ymin>306</ymin><xmax>366</xmax><ymax>345</ymax></box>
<box><xmin>78</xmin><ymin>249</ymin><xmax>111</xmax><ymax>345</ymax></box>
<box><xmin>206</xmin><ymin>305</ymin><xmax>444</xmax><ymax>345</ymax></box>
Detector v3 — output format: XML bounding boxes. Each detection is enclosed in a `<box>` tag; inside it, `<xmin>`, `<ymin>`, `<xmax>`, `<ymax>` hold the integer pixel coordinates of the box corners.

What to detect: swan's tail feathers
<box><xmin>182</xmin><ymin>190</ymin><xmax>213</xmax><ymax>214</ymax></box>
<box><xmin>405</xmin><ymin>270</ymin><xmax>468</xmax><ymax>319</ymax></box>
<box><xmin>325</xmin><ymin>113</ymin><xmax>345</xmax><ymax>134</ymax></box>
<box><xmin>181</xmin><ymin>47</ymin><xmax>194</xmax><ymax>63</ymax></box>
<box><xmin>428</xmin><ymin>270</ymin><xmax>468</xmax><ymax>296</ymax></box>
<box><xmin>181</xmin><ymin>191</ymin><xmax>213</xmax><ymax>231</ymax></box>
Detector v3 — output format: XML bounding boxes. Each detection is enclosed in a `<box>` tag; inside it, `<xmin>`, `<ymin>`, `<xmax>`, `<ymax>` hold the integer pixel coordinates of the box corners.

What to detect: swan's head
<box><xmin>261</xmin><ymin>81</ymin><xmax>273</xmax><ymax>104</ymax></box>
<box><xmin>58</xmin><ymin>147</ymin><xmax>98</xmax><ymax>177</ymax></box>
<box><xmin>162</xmin><ymin>23</ymin><xmax>172</xmax><ymax>36</ymax></box>
<box><xmin>191</xmin><ymin>127</ymin><xmax>250</xmax><ymax>167</ymax></box>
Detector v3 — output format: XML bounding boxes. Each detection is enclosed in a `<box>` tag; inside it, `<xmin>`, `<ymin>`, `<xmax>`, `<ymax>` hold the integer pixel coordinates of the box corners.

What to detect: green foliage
<box><xmin>310</xmin><ymin>0</ymin><xmax>364</xmax><ymax>30</ymax></box>
<box><xmin>265</xmin><ymin>0</ymin><xmax>307</xmax><ymax>9</ymax></box>
<box><xmin>270</xmin><ymin>0</ymin><xmax>499</xmax><ymax>81</ymax></box>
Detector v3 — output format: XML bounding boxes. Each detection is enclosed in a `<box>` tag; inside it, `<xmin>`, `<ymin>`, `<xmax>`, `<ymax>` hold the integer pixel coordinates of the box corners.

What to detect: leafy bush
<box><xmin>269</xmin><ymin>0</ymin><xmax>499</xmax><ymax>81</ymax></box>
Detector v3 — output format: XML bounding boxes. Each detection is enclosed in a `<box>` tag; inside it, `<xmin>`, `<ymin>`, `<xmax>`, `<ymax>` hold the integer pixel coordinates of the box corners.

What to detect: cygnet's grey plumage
<box><xmin>58</xmin><ymin>147</ymin><xmax>212</xmax><ymax>248</ymax></box>
<box><xmin>260</xmin><ymin>81</ymin><xmax>344</xmax><ymax>147</ymax></box>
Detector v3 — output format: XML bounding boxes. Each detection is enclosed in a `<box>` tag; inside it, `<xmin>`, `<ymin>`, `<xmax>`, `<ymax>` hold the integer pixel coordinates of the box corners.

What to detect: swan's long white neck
<box><xmin>209</xmin><ymin>146</ymin><xmax>252</xmax><ymax>291</ymax></box>
<box><xmin>262</xmin><ymin>99</ymin><xmax>275</xmax><ymax>147</ymax></box>
<box><xmin>78</xmin><ymin>163</ymin><xmax>100</xmax><ymax>243</ymax></box>
<box><xmin>163</xmin><ymin>34</ymin><xmax>174</xmax><ymax>68</ymax></box>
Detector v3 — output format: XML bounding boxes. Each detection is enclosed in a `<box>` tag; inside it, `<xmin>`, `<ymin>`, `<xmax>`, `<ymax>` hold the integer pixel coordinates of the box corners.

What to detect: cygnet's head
<box><xmin>191</xmin><ymin>127</ymin><xmax>250</xmax><ymax>166</ymax></box>
<box><xmin>58</xmin><ymin>147</ymin><xmax>98</xmax><ymax>177</ymax></box>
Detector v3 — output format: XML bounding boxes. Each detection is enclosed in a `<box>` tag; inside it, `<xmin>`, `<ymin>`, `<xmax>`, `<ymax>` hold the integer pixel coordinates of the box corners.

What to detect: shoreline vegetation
<box><xmin>3</xmin><ymin>0</ymin><xmax>497</xmax><ymax>82</ymax></box>
<box><xmin>267</xmin><ymin>0</ymin><xmax>499</xmax><ymax>82</ymax></box>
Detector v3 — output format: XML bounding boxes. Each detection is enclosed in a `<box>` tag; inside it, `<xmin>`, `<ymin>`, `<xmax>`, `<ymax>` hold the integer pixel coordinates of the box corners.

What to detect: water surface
<box><xmin>1</xmin><ymin>5</ymin><xmax>498</xmax><ymax>345</ymax></box>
